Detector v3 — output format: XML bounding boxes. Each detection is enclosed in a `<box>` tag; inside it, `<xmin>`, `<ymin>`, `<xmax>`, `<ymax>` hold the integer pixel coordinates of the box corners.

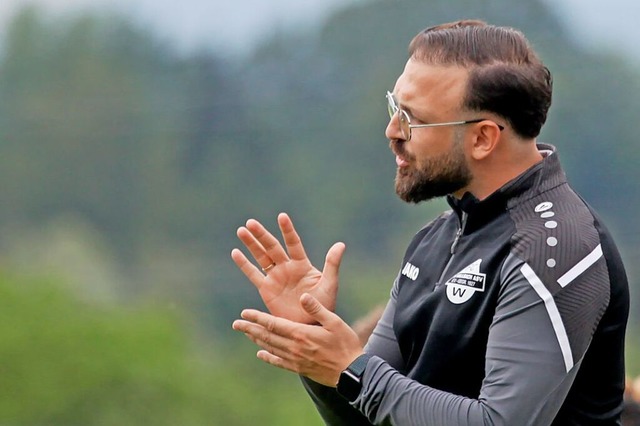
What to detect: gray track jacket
<box><xmin>303</xmin><ymin>144</ymin><xmax>629</xmax><ymax>425</ymax></box>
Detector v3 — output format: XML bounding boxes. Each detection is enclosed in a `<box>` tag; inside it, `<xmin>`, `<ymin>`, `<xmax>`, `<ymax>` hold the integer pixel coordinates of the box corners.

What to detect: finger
<box><xmin>278</xmin><ymin>213</ymin><xmax>308</xmax><ymax>262</ymax></box>
<box><xmin>320</xmin><ymin>242</ymin><xmax>347</xmax><ymax>296</ymax></box>
<box><xmin>233</xmin><ymin>320</ymin><xmax>297</xmax><ymax>359</ymax></box>
<box><xmin>231</xmin><ymin>248</ymin><xmax>266</xmax><ymax>290</ymax></box>
<box><xmin>236</xmin><ymin>226</ymin><xmax>274</xmax><ymax>270</ymax></box>
<box><xmin>233</xmin><ymin>320</ymin><xmax>293</xmax><ymax>371</ymax></box>
<box><xmin>300</xmin><ymin>293</ymin><xmax>340</xmax><ymax>328</ymax></box>
<box><xmin>245</xmin><ymin>219</ymin><xmax>289</xmax><ymax>264</ymax></box>
<box><xmin>240</xmin><ymin>309</ymin><xmax>298</xmax><ymax>337</ymax></box>
<box><xmin>256</xmin><ymin>350</ymin><xmax>301</xmax><ymax>374</ymax></box>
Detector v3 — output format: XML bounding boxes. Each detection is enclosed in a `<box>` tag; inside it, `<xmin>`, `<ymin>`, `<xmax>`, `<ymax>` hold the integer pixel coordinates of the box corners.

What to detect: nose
<box><xmin>385</xmin><ymin>113</ymin><xmax>403</xmax><ymax>141</ymax></box>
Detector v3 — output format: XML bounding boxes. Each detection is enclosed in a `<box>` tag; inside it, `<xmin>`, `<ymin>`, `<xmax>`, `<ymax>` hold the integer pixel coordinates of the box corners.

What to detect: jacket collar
<box><xmin>446</xmin><ymin>144</ymin><xmax>566</xmax><ymax>231</ymax></box>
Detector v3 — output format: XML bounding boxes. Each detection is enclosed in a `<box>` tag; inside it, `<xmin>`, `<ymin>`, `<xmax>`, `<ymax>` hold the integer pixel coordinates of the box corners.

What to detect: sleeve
<box><xmin>362</xmin><ymin>276</ymin><xmax>404</xmax><ymax>370</ymax></box>
<box><xmin>301</xmin><ymin>277</ymin><xmax>404</xmax><ymax>425</ymax></box>
<box><xmin>351</xmin><ymin>253</ymin><xmax>600</xmax><ymax>426</ymax></box>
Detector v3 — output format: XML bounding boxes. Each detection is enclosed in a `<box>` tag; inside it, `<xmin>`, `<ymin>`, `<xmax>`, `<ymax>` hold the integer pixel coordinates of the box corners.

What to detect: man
<box><xmin>231</xmin><ymin>20</ymin><xmax>629</xmax><ymax>425</ymax></box>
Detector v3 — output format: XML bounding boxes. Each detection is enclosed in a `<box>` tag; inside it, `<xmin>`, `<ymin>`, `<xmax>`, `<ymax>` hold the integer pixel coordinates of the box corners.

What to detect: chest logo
<box><xmin>401</xmin><ymin>262</ymin><xmax>420</xmax><ymax>281</ymax></box>
<box><xmin>445</xmin><ymin>259</ymin><xmax>486</xmax><ymax>304</ymax></box>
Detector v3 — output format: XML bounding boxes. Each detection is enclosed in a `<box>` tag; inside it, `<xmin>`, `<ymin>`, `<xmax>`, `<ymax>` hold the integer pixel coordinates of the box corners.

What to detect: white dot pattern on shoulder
<box><xmin>535</xmin><ymin>201</ymin><xmax>559</xmax><ymax>270</ymax></box>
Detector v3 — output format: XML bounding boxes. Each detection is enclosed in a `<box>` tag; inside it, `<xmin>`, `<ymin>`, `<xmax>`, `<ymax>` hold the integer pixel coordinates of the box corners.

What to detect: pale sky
<box><xmin>0</xmin><ymin>0</ymin><xmax>354</xmax><ymax>56</ymax></box>
<box><xmin>0</xmin><ymin>0</ymin><xmax>638</xmax><ymax>60</ymax></box>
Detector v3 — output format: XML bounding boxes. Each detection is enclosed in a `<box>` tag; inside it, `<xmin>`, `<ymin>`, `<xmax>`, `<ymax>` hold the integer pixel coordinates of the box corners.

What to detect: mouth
<box><xmin>396</xmin><ymin>154</ymin><xmax>410</xmax><ymax>167</ymax></box>
<box><xmin>390</xmin><ymin>140</ymin><xmax>411</xmax><ymax>168</ymax></box>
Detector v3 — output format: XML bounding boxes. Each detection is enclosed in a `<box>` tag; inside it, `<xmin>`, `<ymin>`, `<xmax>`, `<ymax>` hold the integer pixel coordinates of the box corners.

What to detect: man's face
<box><xmin>386</xmin><ymin>60</ymin><xmax>473</xmax><ymax>203</ymax></box>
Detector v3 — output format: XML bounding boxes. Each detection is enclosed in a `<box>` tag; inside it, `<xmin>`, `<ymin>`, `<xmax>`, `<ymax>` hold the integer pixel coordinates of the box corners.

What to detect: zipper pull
<box><xmin>450</xmin><ymin>212</ymin><xmax>468</xmax><ymax>254</ymax></box>
<box><xmin>450</xmin><ymin>228</ymin><xmax>462</xmax><ymax>254</ymax></box>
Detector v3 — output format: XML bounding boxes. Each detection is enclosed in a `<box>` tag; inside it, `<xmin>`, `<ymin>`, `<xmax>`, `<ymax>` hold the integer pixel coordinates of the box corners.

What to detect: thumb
<box><xmin>300</xmin><ymin>293</ymin><xmax>338</xmax><ymax>327</ymax></box>
<box><xmin>321</xmin><ymin>242</ymin><xmax>346</xmax><ymax>293</ymax></box>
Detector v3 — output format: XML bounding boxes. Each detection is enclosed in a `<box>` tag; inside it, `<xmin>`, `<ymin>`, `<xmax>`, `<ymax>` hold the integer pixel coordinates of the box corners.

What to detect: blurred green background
<box><xmin>0</xmin><ymin>0</ymin><xmax>638</xmax><ymax>424</ymax></box>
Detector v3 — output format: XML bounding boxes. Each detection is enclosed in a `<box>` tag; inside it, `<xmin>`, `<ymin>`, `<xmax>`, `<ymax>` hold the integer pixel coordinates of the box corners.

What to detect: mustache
<box><xmin>390</xmin><ymin>139</ymin><xmax>413</xmax><ymax>160</ymax></box>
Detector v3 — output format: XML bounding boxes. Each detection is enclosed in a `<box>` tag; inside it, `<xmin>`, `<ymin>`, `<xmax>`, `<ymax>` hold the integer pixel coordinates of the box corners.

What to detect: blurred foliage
<box><xmin>0</xmin><ymin>0</ymin><xmax>638</xmax><ymax>422</ymax></box>
<box><xmin>628</xmin><ymin>328</ymin><xmax>640</xmax><ymax>377</ymax></box>
<box><xmin>0</xmin><ymin>272</ymin><xmax>322</xmax><ymax>425</ymax></box>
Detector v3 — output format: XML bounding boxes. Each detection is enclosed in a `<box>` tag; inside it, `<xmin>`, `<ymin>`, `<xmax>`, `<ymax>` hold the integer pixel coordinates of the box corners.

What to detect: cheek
<box><xmin>410</xmin><ymin>134</ymin><xmax>450</xmax><ymax>161</ymax></box>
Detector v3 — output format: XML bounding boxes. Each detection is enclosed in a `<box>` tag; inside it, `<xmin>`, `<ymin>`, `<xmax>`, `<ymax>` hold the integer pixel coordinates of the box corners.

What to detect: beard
<box><xmin>394</xmin><ymin>134</ymin><xmax>472</xmax><ymax>203</ymax></box>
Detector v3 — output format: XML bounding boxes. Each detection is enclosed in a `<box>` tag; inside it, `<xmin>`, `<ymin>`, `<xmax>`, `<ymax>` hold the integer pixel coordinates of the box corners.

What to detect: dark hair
<box><xmin>408</xmin><ymin>20</ymin><xmax>552</xmax><ymax>139</ymax></box>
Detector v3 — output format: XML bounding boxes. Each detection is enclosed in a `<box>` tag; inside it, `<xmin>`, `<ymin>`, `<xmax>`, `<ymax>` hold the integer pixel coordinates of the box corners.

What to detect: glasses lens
<box><xmin>386</xmin><ymin>93</ymin><xmax>396</xmax><ymax>119</ymax></box>
<box><xmin>398</xmin><ymin>110</ymin><xmax>411</xmax><ymax>140</ymax></box>
<box><xmin>387</xmin><ymin>103</ymin><xmax>395</xmax><ymax>119</ymax></box>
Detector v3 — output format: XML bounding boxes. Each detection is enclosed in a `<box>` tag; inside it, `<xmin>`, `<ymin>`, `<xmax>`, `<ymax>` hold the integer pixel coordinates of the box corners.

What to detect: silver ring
<box><xmin>262</xmin><ymin>262</ymin><xmax>276</xmax><ymax>273</ymax></box>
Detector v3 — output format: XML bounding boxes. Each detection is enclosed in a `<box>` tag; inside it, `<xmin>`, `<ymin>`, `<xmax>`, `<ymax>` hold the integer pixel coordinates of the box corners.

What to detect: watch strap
<box><xmin>346</xmin><ymin>353</ymin><xmax>371</xmax><ymax>377</ymax></box>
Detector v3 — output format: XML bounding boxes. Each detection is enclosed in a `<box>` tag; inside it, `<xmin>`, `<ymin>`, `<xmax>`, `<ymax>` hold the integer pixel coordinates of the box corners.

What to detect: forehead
<box><xmin>394</xmin><ymin>59</ymin><xmax>469</xmax><ymax>113</ymax></box>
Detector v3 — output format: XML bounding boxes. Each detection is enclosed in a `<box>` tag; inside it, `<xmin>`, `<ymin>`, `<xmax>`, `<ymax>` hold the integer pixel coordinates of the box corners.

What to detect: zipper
<box><xmin>435</xmin><ymin>212</ymin><xmax>468</xmax><ymax>289</ymax></box>
<box><xmin>450</xmin><ymin>223</ymin><xmax>464</xmax><ymax>254</ymax></box>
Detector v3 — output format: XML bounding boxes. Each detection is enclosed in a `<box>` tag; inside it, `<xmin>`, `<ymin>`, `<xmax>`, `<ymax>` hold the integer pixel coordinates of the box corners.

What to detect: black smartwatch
<box><xmin>336</xmin><ymin>354</ymin><xmax>372</xmax><ymax>402</ymax></box>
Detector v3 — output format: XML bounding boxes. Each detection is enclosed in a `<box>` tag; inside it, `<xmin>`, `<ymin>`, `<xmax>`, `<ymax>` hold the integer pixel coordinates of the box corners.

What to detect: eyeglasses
<box><xmin>386</xmin><ymin>91</ymin><xmax>503</xmax><ymax>141</ymax></box>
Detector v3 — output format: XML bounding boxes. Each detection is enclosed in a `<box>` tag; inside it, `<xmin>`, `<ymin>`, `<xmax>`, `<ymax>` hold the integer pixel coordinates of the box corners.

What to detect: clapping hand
<box><xmin>232</xmin><ymin>293</ymin><xmax>363</xmax><ymax>386</ymax></box>
<box><xmin>231</xmin><ymin>213</ymin><xmax>346</xmax><ymax>324</ymax></box>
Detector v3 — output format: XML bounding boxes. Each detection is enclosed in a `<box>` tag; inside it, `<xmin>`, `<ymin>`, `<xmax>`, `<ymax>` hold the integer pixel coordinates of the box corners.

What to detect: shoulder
<box><xmin>507</xmin><ymin>183</ymin><xmax>602</xmax><ymax>286</ymax></box>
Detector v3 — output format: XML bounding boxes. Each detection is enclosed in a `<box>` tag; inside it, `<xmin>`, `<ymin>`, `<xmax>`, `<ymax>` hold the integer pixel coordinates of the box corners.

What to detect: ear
<box><xmin>469</xmin><ymin>121</ymin><xmax>501</xmax><ymax>161</ymax></box>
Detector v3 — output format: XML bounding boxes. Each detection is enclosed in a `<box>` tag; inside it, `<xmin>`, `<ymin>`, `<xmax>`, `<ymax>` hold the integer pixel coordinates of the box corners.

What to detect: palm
<box><xmin>258</xmin><ymin>260</ymin><xmax>333</xmax><ymax>323</ymax></box>
<box><xmin>232</xmin><ymin>213</ymin><xmax>345</xmax><ymax>325</ymax></box>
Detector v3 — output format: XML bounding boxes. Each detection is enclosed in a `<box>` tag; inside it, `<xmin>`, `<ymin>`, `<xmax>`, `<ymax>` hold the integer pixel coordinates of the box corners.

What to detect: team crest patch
<box><xmin>445</xmin><ymin>259</ymin><xmax>486</xmax><ymax>304</ymax></box>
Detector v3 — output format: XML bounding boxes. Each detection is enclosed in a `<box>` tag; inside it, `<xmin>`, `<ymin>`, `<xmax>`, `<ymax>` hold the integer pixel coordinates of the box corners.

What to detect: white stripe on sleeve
<box><xmin>557</xmin><ymin>244</ymin><xmax>603</xmax><ymax>288</ymax></box>
<box><xmin>520</xmin><ymin>263</ymin><xmax>574</xmax><ymax>372</ymax></box>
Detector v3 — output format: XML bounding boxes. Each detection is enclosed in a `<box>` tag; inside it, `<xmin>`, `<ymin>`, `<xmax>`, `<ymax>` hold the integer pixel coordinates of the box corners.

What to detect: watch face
<box><xmin>337</xmin><ymin>354</ymin><xmax>370</xmax><ymax>402</ymax></box>
<box><xmin>337</xmin><ymin>370</ymin><xmax>362</xmax><ymax>402</ymax></box>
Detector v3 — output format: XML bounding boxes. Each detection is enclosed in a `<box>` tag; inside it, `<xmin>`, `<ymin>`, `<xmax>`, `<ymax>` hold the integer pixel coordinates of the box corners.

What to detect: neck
<box><xmin>455</xmin><ymin>140</ymin><xmax>543</xmax><ymax>201</ymax></box>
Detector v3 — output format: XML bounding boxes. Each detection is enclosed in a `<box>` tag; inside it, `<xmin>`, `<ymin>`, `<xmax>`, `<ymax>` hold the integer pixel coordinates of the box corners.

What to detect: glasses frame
<box><xmin>386</xmin><ymin>91</ymin><xmax>503</xmax><ymax>141</ymax></box>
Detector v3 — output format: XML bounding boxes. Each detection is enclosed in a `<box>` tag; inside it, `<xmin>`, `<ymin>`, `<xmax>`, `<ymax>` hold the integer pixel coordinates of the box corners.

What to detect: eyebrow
<box><xmin>397</xmin><ymin>96</ymin><xmax>428</xmax><ymax>123</ymax></box>
<box><xmin>393</xmin><ymin>93</ymin><xmax>418</xmax><ymax>118</ymax></box>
